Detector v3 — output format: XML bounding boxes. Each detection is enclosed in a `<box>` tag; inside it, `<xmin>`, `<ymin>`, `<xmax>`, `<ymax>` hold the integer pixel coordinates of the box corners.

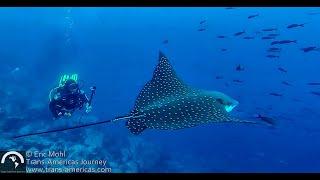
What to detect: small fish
<box><xmin>233</xmin><ymin>79</ymin><xmax>243</xmax><ymax>83</ymax></box>
<box><xmin>215</xmin><ymin>76</ymin><xmax>224</xmax><ymax>79</ymax></box>
<box><xmin>200</xmin><ymin>20</ymin><xmax>206</xmax><ymax>24</ymax></box>
<box><xmin>262</xmin><ymin>36</ymin><xmax>275</xmax><ymax>40</ymax></box>
<box><xmin>271</xmin><ymin>40</ymin><xmax>297</xmax><ymax>45</ymax></box>
<box><xmin>301</xmin><ymin>46</ymin><xmax>320</xmax><ymax>52</ymax></box>
<box><xmin>287</xmin><ymin>23</ymin><xmax>306</xmax><ymax>29</ymax></box>
<box><xmin>11</xmin><ymin>67</ymin><xmax>20</xmax><ymax>74</ymax></box>
<box><xmin>236</xmin><ymin>64</ymin><xmax>245</xmax><ymax>71</ymax></box>
<box><xmin>268</xmin><ymin>47</ymin><xmax>281</xmax><ymax>51</ymax></box>
<box><xmin>310</xmin><ymin>91</ymin><xmax>320</xmax><ymax>96</ymax></box>
<box><xmin>248</xmin><ymin>14</ymin><xmax>259</xmax><ymax>19</ymax></box>
<box><xmin>267</xmin><ymin>33</ymin><xmax>280</xmax><ymax>37</ymax></box>
<box><xmin>262</xmin><ymin>28</ymin><xmax>277</xmax><ymax>32</ymax></box>
<box><xmin>217</xmin><ymin>35</ymin><xmax>226</xmax><ymax>38</ymax></box>
<box><xmin>198</xmin><ymin>28</ymin><xmax>206</xmax><ymax>31</ymax></box>
<box><xmin>268</xmin><ymin>50</ymin><xmax>281</xmax><ymax>53</ymax></box>
<box><xmin>278</xmin><ymin>67</ymin><xmax>287</xmax><ymax>73</ymax></box>
<box><xmin>269</xmin><ymin>92</ymin><xmax>283</xmax><ymax>97</ymax></box>
<box><xmin>271</xmin><ymin>41</ymin><xmax>279</xmax><ymax>45</ymax></box>
<box><xmin>266</xmin><ymin>55</ymin><xmax>280</xmax><ymax>58</ymax></box>
<box><xmin>307</xmin><ymin>82</ymin><xmax>320</xmax><ymax>86</ymax></box>
<box><xmin>281</xmin><ymin>81</ymin><xmax>292</xmax><ymax>86</ymax></box>
<box><xmin>234</xmin><ymin>31</ymin><xmax>245</xmax><ymax>36</ymax></box>
<box><xmin>243</xmin><ymin>36</ymin><xmax>255</xmax><ymax>39</ymax></box>
<box><xmin>221</xmin><ymin>48</ymin><xmax>227</xmax><ymax>52</ymax></box>
<box><xmin>256</xmin><ymin>114</ymin><xmax>276</xmax><ymax>126</ymax></box>
<box><xmin>162</xmin><ymin>40</ymin><xmax>169</xmax><ymax>44</ymax></box>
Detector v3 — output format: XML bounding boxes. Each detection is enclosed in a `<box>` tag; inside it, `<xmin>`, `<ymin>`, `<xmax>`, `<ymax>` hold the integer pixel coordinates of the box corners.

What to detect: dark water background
<box><xmin>0</xmin><ymin>7</ymin><xmax>320</xmax><ymax>172</ymax></box>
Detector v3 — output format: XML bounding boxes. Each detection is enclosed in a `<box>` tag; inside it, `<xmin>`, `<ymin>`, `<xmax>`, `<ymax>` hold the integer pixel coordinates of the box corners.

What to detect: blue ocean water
<box><xmin>0</xmin><ymin>7</ymin><xmax>320</xmax><ymax>173</ymax></box>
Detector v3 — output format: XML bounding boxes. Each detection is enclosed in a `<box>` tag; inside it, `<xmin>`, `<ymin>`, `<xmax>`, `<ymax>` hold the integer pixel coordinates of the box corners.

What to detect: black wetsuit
<box><xmin>49</xmin><ymin>86</ymin><xmax>89</xmax><ymax>118</ymax></box>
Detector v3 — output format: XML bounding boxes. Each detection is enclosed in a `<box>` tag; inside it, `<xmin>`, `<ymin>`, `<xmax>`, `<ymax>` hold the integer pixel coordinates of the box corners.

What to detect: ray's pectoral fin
<box><xmin>131</xmin><ymin>51</ymin><xmax>191</xmax><ymax>114</ymax></box>
<box><xmin>126</xmin><ymin>116</ymin><xmax>148</xmax><ymax>135</ymax></box>
<box><xmin>126</xmin><ymin>51</ymin><xmax>191</xmax><ymax>135</ymax></box>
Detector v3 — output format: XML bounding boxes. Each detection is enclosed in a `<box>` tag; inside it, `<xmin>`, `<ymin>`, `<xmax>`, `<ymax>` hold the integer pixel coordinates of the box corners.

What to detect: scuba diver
<box><xmin>49</xmin><ymin>74</ymin><xmax>96</xmax><ymax>119</ymax></box>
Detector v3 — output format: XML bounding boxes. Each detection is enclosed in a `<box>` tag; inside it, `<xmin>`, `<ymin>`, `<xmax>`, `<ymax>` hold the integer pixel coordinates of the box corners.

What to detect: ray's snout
<box><xmin>225</xmin><ymin>99</ymin><xmax>239</xmax><ymax>112</ymax></box>
<box><xmin>209</xmin><ymin>91</ymin><xmax>239</xmax><ymax>113</ymax></box>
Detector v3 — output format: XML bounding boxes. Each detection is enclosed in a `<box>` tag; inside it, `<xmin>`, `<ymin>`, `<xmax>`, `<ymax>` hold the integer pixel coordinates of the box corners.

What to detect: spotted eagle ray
<box><xmin>125</xmin><ymin>51</ymin><xmax>260</xmax><ymax>135</ymax></box>
<box><xmin>13</xmin><ymin>51</ymin><xmax>269</xmax><ymax>139</ymax></box>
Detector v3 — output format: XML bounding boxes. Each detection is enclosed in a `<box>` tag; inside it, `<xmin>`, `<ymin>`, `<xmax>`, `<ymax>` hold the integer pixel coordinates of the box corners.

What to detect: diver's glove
<box><xmin>85</xmin><ymin>104</ymin><xmax>92</xmax><ymax>113</ymax></box>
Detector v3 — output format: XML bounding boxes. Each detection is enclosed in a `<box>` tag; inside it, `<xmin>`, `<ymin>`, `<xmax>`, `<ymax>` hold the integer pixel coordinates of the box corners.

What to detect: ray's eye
<box><xmin>216</xmin><ymin>98</ymin><xmax>224</xmax><ymax>105</ymax></box>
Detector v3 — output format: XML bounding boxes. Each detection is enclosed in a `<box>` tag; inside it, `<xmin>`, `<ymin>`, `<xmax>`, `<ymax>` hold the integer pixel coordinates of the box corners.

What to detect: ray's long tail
<box><xmin>229</xmin><ymin>118</ymin><xmax>274</xmax><ymax>127</ymax></box>
<box><xmin>13</xmin><ymin>114</ymin><xmax>145</xmax><ymax>139</ymax></box>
